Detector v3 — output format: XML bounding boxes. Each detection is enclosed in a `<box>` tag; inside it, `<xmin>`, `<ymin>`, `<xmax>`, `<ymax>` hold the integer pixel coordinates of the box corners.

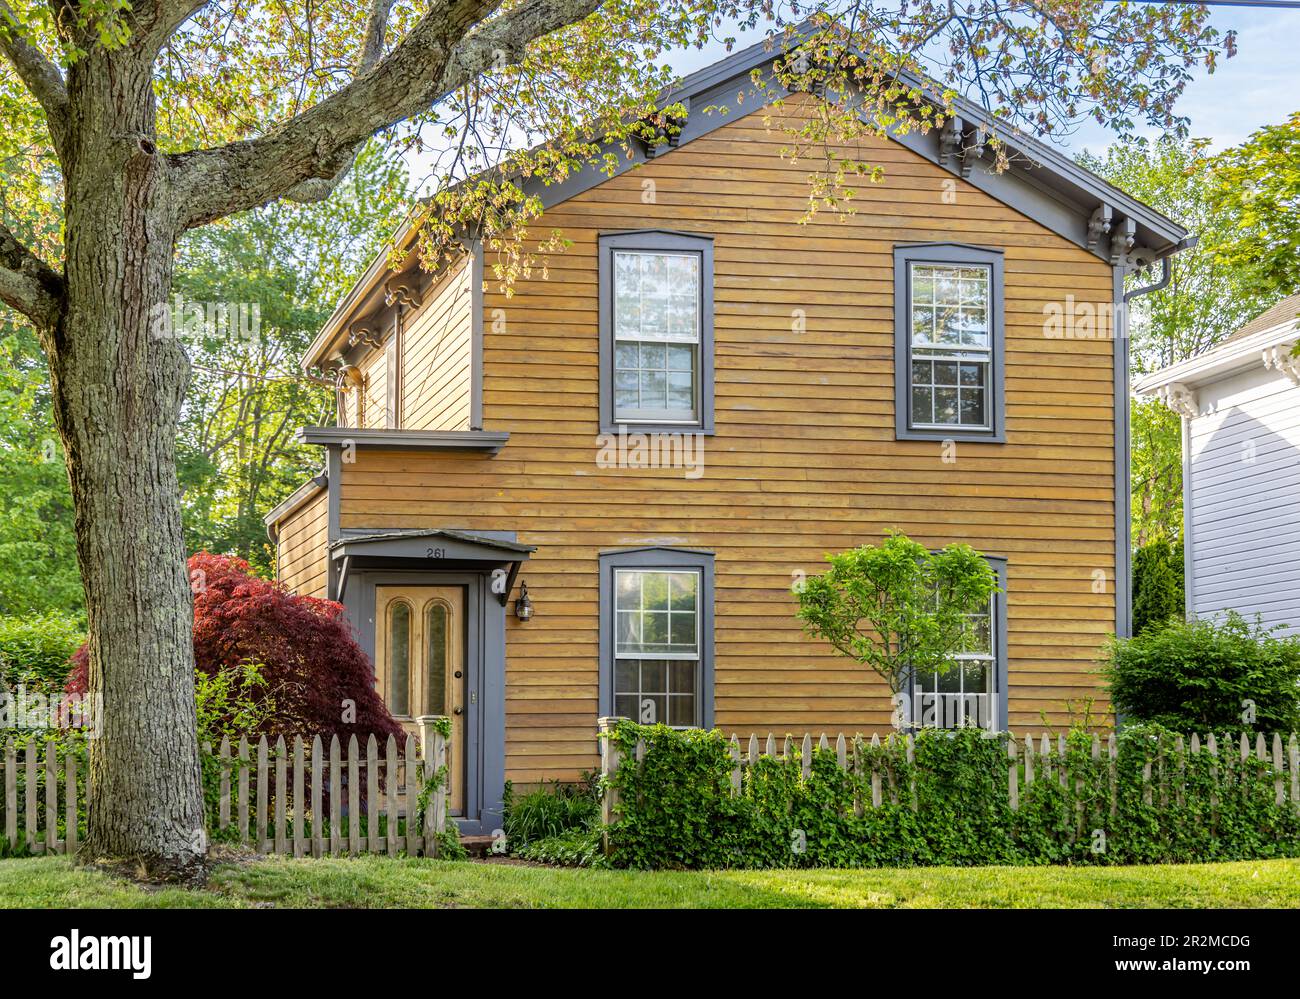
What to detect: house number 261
<box><xmin>426</xmin><ymin>547</ymin><xmax>445</xmax><ymax>558</ymax></box>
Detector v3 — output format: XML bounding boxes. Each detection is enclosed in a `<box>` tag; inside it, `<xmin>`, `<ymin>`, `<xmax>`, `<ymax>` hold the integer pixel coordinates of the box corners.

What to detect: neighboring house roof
<box><xmin>303</xmin><ymin>25</ymin><xmax>1189</xmax><ymax>370</ymax></box>
<box><xmin>1134</xmin><ymin>294</ymin><xmax>1300</xmax><ymax>416</ymax></box>
<box><xmin>1222</xmin><ymin>293</ymin><xmax>1300</xmax><ymax>346</ymax></box>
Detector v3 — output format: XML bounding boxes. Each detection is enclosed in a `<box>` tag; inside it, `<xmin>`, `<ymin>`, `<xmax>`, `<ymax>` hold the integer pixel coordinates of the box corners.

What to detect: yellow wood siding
<box><xmin>277</xmin><ymin>489</ymin><xmax>329</xmax><ymax>598</ymax></box>
<box><xmin>338</xmin><ymin>97</ymin><xmax>1118</xmax><ymax>783</ymax></box>
<box><xmin>402</xmin><ymin>256</ymin><xmax>473</xmax><ymax>431</ymax></box>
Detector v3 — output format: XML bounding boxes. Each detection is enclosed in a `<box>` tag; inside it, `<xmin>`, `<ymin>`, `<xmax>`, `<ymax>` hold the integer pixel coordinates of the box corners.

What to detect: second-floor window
<box><xmin>613</xmin><ymin>250</ymin><xmax>700</xmax><ymax>424</ymax></box>
<box><xmin>599</xmin><ymin>231</ymin><xmax>715</xmax><ymax>434</ymax></box>
<box><xmin>894</xmin><ymin>243</ymin><xmax>1005</xmax><ymax>442</ymax></box>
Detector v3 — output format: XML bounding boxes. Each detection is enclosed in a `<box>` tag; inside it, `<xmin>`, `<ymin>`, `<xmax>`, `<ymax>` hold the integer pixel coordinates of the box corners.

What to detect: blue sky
<box><xmin>402</xmin><ymin>6</ymin><xmax>1296</xmax><ymax>190</ymax></box>
<box><xmin>1066</xmin><ymin>5</ymin><xmax>1296</xmax><ymax>155</ymax></box>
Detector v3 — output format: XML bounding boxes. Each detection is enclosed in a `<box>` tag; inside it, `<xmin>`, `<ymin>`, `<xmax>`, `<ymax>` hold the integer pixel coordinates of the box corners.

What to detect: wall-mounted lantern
<box><xmin>514</xmin><ymin>581</ymin><xmax>533</xmax><ymax>622</ymax></box>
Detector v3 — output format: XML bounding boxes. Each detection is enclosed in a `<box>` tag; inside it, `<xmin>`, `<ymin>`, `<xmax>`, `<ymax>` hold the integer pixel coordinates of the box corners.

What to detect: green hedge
<box><xmin>604</xmin><ymin>722</ymin><xmax>1300</xmax><ymax>870</ymax></box>
<box><xmin>0</xmin><ymin>613</ymin><xmax>83</xmax><ymax>696</ymax></box>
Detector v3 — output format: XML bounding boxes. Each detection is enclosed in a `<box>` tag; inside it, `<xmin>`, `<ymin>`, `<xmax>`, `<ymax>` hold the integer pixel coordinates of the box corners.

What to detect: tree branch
<box><xmin>172</xmin><ymin>0</ymin><xmax>605</xmax><ymax>228</ymax></box>
<box><xmin>281</xmin><ymin>0</ymin><xmax>400</xmax><ymax>205</ymax></box>
<box><xmin>0</xmin><ymin>217</ymin><xmax>64</xmax><ymax>325</ymax></box>
<box><xmin>0</xmin><ymin>0</ymin><xmax>69</xmax><ymax>149</ymax></box>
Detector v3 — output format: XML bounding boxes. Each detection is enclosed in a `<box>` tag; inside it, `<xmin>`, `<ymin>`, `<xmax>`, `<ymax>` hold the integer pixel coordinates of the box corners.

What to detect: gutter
<box><xmin>1124</xmin><ymin>235</ymin><xmax>1196</xmax><ymax>304</ymax></box>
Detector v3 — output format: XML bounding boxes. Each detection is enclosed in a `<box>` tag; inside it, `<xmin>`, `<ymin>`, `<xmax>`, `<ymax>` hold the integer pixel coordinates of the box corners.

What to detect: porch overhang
<box><xmin>329</xmin><ymin>528</ymin><xmax>534</xmax><ymax>605</ymax></box>
<box><xmin>300</xmin><ymin>427</ymin><xmax>509</xmax><ymax>454</ymax></box>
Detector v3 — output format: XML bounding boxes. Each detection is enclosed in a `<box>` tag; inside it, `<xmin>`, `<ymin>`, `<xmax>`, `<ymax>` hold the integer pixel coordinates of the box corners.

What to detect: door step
<box><xmin>458</xmin><ymin>834</ymin><xmax>497</xmax><ymax>858</ymax></box>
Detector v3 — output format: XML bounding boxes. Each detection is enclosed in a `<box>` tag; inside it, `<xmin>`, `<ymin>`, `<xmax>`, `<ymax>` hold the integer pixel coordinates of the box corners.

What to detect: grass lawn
<box><xmin>2</xmin><ymin>855</ymin><xmax>1299</xmax><ymax>908</ymax></box>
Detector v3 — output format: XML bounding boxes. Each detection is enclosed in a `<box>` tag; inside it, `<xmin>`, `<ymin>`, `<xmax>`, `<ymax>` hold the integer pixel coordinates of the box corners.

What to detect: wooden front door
<box><xmin>375</xmin><ymin>585</ymin><xmax>466</xmax><ymax>814</ymax></box>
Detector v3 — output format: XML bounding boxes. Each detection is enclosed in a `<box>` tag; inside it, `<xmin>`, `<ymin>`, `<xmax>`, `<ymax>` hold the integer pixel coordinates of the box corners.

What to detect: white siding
<box><xmin>1187</xmin><ymin>363</ymin><xmax>1300</xmax><ymax>633</ymax></box>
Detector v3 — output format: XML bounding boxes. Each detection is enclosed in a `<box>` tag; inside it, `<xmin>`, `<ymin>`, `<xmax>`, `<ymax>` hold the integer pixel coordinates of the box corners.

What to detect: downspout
<box><xmin>1124</xmin><ymin>235</ymin><xmax>1196</xmax><ymax>303</ymax></box>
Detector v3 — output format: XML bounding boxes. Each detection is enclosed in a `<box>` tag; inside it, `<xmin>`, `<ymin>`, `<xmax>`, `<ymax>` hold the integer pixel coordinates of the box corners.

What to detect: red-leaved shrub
<box><xmin>66</xmin><ymin>552</ymin><xmax>402</xmax><ymax>742</ymax></box>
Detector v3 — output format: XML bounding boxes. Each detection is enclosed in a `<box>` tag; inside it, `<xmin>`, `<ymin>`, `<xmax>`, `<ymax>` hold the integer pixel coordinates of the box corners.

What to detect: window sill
<box><xmin>600</xmin><ymin>422</ymin><xmax>715</xmax><ymax>437</ymax></box>
<box><xmin>896</xmin><ymin>427</ymin><xmax>1006</xmax><ymax>444</ymax></box>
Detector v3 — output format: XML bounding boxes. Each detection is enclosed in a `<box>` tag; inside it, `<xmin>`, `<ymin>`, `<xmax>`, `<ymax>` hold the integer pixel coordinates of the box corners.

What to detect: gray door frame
<box><xmin>342</xmin><ymin>568</ymin><xmax>506</xmax><ymax>836</ymax></box>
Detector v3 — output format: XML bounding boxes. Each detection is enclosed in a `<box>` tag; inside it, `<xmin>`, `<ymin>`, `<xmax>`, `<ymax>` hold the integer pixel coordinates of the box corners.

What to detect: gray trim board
<box><xmin>598</xmin><ymin>230</ymin><xmax>716</xmax><ymax>435</ymax></box>
<box><xmin>300</xmin><ymin>427</ymin><xmax>509</xmax><ymax>454</ymax></box>
<box><xmin>326</xmin><ymin>446</ymin><xmax>342</xmax><ymax>600</ymax></box>
<box><xmin>1182</xmin><ymin>413</ymin><xmax>1195</xmax><ymax>619</ymax></box>
<box><xmin>470</xmin><ymin>242</ymin><xmax>485</xmax><ymax>430</ymax></box>
<box><xmin>1113</xmin><ymin>267</ymin><xmax>1133</xmax><ymax>640</ymax></box>
<box><xmin>893</xmin><ymin>242</ymin><xmax>1006</xmax><ymax>443</ymax></box>
<box><xmin>597</xmin><ymin>547</ymin><xmax>716</xmax><ymax>728</ymax></box>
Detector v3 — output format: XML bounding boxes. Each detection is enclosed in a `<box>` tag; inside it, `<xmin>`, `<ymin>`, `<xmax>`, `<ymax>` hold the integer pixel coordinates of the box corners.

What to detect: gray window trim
<box><xmin>894</xmin><ymin>242</ymin><xmax>1006</xmax><ymax>443</ymax></box>
<box><xmin>598</xmin><ymin>230</ymin><xmax>715</xmax><ymax>435</ymax></box>
<box><xmin>598</xmin><ymin>546</ymin><xmax>715</xmax><ymax>728</ymax></box>
<box><xmin>904</xmin><ymin>555</ymin><xmax>1009</xmax><ymax>731</ymax></box>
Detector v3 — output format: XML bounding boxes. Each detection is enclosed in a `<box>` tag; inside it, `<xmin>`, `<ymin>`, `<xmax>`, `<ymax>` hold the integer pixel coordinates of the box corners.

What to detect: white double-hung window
<box><xmin>909</xmin><ymin>263</ymin><xmax>992</xmax><ymax>429</ymax></box>
<box><xmin>612</xmin><ymin>568</ymin><xmax>699</xmax><ymax>727</ymax></box>
<box><xmin>612</xmin><ymin>251</ymin><xmax>700</xmax><ymax>424</ymax></box>
<box><xmin>599</xmin><ymin>231</ymin><xmax>714</xmax><ymax>434</ymax></box>
<box><xmin>894</xmin><ymin>244</ymin><xmax>1004</xmax><ymax>442</ymax></box>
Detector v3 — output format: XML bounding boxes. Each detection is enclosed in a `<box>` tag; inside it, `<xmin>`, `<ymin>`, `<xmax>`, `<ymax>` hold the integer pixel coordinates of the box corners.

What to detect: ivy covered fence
<box><xmin>598</xmin><ymin>720</ymin><xmax>1300</xmax><ymax>870</ymax></box>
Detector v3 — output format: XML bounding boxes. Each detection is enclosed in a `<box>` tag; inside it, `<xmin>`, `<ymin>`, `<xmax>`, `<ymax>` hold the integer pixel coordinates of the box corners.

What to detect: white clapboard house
<box><xmin>1136</xmin><ymin>295</ymin><xmax>1300</xmax><ymax>633</ymax></box>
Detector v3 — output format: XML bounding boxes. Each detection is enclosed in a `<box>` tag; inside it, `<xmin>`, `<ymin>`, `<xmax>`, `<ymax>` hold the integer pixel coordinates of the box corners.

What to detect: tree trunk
<box><xmin>46</xmin><ymin>48</ymin><xmax>205</xmax><ymax>875</ymax></box>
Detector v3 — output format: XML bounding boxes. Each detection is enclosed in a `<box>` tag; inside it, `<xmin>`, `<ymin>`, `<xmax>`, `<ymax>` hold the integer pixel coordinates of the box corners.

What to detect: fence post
<box><xmin>1007</xmin><ymin>735</ymin><xmax>1019</xmax><ymax>812</ymax></box>
<box><xmin>729</xmin><ymin>736</ymin><xmax>741</xmax><ymax>795</ymax></box>
<box><xmin>237</xmin><ymin>736</ymin><xmax>249</xmax><ymax>845</ymax></box>
<box><xmin>310</xmin><ymin>735</ymin><xmax>323</xmax><ymax>857</ymax></box>
<box><xmin>1290</xmin><ymin>734</ymin><xmax>1299</xmax><ymax>809</ymax></box>
<box><xmin>431</xmin><ymin>727</ymin><xmax>447</xmax><ymax>850</ymax></box>
<box><xmin>597</xmin><ymin>716</ymin><xmax>625</xmax><ymax>855</ymax></box>
<box><xmin>385</xmin><ymin>735</ymin><xmax>399</xmax><ymax>857</ymax></box>
<box><xmin>4</xmin><ymin>740</ymin><xmax>16</xmax><ymax>849</ymax></box>
<box><xmin>1273</xmin><ymin>734</ymin><xmax>1284</xmax><ymax>806</ymax></box>
<box><xmin>366</xmin><ymin>735</ymin><xmax>380</xmax><ymax>854</ymax></box>
<box><xmin>293</xmin><ymin>737</ymin><xmax>306</xmax><ymax>859</ymax></box>
<box><xmin>218</xmin><ymin>736</ymin><xmax>231</xmax><ymax>833</ymax></box>
<box><xmin>406</xmin><ymin>734</ymin><xmax>420</xmax><ymax>857</ymax></box>
<box><xmin>64</xmin><ymin>748</ymin><xmax>77</xmax><ymax>857</ymax></box>
<box><xmin>44</xmin><ymin>739</ymin><xmax>57</xmax><ymax>854</ymax></box>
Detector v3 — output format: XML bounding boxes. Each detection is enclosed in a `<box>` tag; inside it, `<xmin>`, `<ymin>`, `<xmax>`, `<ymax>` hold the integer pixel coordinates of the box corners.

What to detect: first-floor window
<box><xmin>613</xmin><ymin>569</ymin><xmax>699</xmax><ymax>727</ymax></box>
<box><xmin>600</xmin><ymin>548</ymin><xmax>714</xmax><ymax>729</ymax></box>
<box><xmin>911</xmin><ymin>557</ymin><xmax>1006</xmax><ymax>731</ymax></box>
<box><xmin>913</xmin><ymin>595</ymin><xmax>995</xmax><ymax>730</ymax></box>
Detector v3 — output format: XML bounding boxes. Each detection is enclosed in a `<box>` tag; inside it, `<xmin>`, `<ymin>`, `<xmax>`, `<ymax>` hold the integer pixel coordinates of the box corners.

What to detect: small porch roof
<box><xmin>328</xmin><ymin>529</ymin><xmax>535</xmax><ymax>604</ymax></box>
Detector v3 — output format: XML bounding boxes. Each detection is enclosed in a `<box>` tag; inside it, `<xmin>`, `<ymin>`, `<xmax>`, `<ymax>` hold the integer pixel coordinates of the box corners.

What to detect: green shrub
<box><xmin>602</xmin><ymin>721</ymin><xmax>1300</xmax><ymax>870</ymax></box>
<box><xmin>503</xmin><ymin>776</ymin><xmax>600</xmax><ymax>850</ymax></box>
<box><xmin>1132</xmin><ymin>539</ymin><xmax>1184</xmax><ymax>635</ymax></box>
<box><xmin>1103</xmin><ymin>612</ymin><xmax>1300</xmax><ymax>733</ymax></box>
<box><xmin>0</xmin><ymin>613</ymin><xmax>83</xmax><ymax>695</ymax></box>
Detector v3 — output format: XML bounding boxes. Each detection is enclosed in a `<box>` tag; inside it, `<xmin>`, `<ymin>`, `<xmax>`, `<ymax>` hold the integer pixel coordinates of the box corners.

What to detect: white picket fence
<box><xmin>597</xmin><ymin>720</ymin><xmax>1300</xmax><ymax>825</ymax></box>
<box><xmin>0</xmin><ymin>728</ymin><xmax>451</xmax><ymax>858</ymax></box>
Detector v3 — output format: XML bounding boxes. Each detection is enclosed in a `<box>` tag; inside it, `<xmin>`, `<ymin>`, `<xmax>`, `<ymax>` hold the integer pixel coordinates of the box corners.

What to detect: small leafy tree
<box><xmin>795</xmin><ymin>533</ymin><xmax>999</xmax><ymax>727</ymax></box>
<box><xmin>1102</xmin><ymin>612</ymin><xmax>1300</xmax><ymax>734</ymax></box>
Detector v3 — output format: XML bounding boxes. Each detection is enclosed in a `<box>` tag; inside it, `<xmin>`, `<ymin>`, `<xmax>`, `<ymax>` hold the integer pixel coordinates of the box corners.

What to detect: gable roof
<box><xmin>305</xmin><ymin>26</ymin><xmax>1189</xmax><ymax>369</ymax></box>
